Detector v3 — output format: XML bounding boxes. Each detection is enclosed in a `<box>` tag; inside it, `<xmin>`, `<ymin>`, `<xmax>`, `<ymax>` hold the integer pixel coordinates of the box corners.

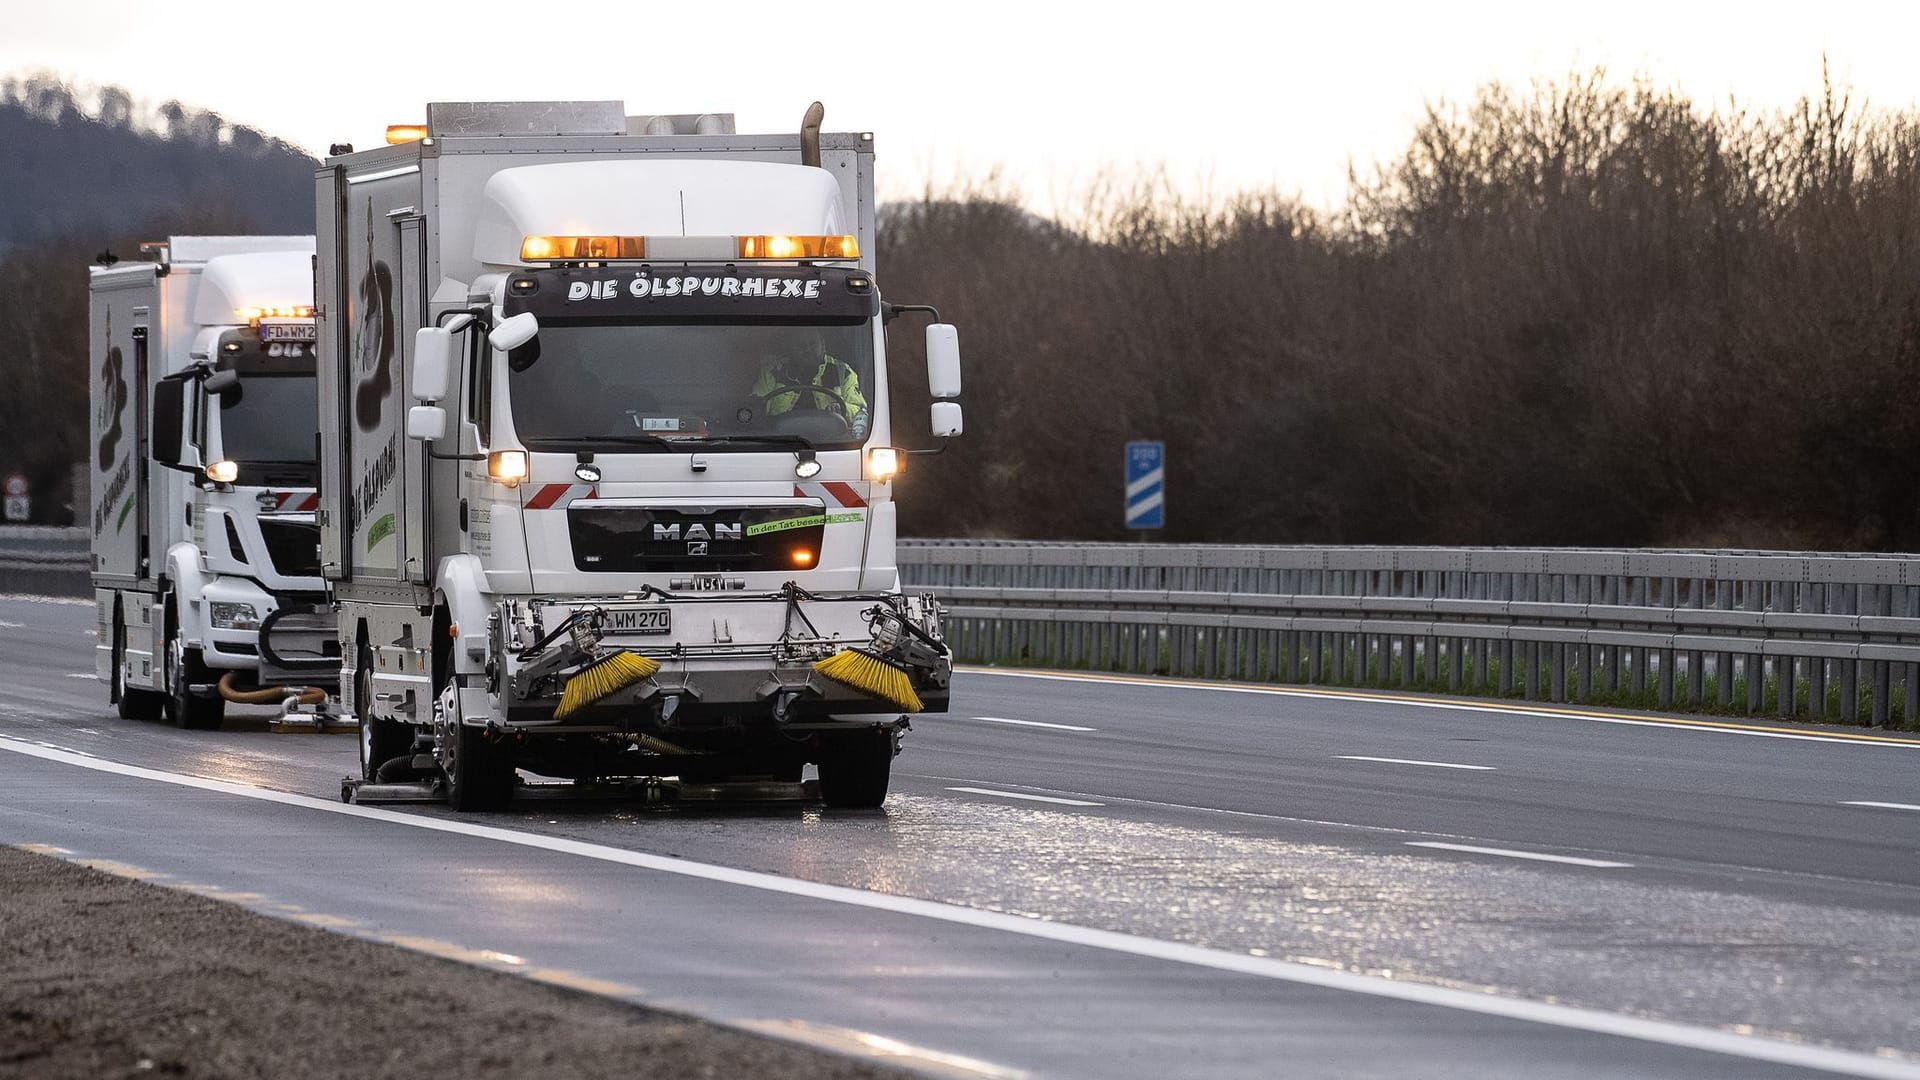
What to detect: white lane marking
<box><xmin>1406</xmin><ymin>842</ymin><xmax>1634</xmax><ymax>868</ymax></box>
<box><xmin>0</xmin><ymin>620</ymin><xmax>23</xmax><ymax>629</ymax></box>
<box><xmin>0</xmin><ymin>594</ymin><xmax>90</xmax><ymax>606</ymax></box>
<box><xmin>948</xmin><ymin>786</ymin><xmax>1103</xmax><ymax>807</ymax></box>
<box><xmin>0</xmin><ymin>737</ymin><xmax>1913</xmax><ymax>1080</ymax></box>
<box><xmin>969</xmin><ymin>715</ymin><xmax>1096</xmax><ymax>732</ymax></box>
<box><xmin>965</xmin><ymin>668</ymin><xmax>1920</xmax><ymax>750</ymax></box>
<box><xmin>1842</xmin><ymin>801</ymin><xmax>1920</xmax><ymax>812</ymax></box>
<box><xmin>742</xmin><ymin>1020</ymin><xmax>1027</xmax><ymax>1080</ymax></box>
<box><xmin>1335</xmin><ymin>756</ymin><xmax>1494</xmax><ymax>771</ymax></box>
<box><xmin>907</xmin><ymin>770</ymin><xmax>1918</xmax><ymax>890</ymax></box>
<box><xmin>66</xmin><ymin>673</ymin><xmax>96</xmax><ymax>679</ymax></box>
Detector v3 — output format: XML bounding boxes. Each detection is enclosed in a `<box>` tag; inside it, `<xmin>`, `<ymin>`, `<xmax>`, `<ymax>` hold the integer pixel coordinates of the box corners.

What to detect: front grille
<box><xmin>258</xmin><ymin>520</ymin><xmax>322</xmax><ymax>577</ymax></box>
<box><xmin>568</xmin><ymin>506</ymin><xmax>829</xmax><ymax>573</ymax></box>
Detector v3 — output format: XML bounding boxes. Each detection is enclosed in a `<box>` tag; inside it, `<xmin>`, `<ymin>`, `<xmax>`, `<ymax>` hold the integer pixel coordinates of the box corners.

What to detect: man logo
<box><xmin>688</xmin><ymin>541</ymin><xmax>710</xmax><ymax>556</ymax></box>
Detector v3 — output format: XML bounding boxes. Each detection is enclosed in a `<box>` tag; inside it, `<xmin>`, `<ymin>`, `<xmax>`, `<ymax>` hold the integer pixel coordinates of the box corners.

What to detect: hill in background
<box><xmin>0</xmin><ymin>75</ymin><xmax>315</xmax><ymax>250</ymax></box>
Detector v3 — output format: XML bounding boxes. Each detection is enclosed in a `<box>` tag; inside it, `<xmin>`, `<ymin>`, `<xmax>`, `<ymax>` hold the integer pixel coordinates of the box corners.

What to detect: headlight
<box><xmin>209</xmin><ymin>601</ymin><xmax>261</xmax><ymax>630</ymax></box>
<box><xmin>488</xmin><ymin>450</ymin><xmax>528</xmax><ymax>486</ymax></box>
<box><xmin>866</xmin><ymin>446</ymin><xmax>901</xmax><ymax>482</ymax></box>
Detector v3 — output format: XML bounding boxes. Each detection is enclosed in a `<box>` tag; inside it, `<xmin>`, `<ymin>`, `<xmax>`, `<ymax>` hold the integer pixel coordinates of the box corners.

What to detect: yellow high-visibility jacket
<box><xmin>753</xmin><ymin>355</ymin><xmax>869</xmax><ymax>435</ymax></box>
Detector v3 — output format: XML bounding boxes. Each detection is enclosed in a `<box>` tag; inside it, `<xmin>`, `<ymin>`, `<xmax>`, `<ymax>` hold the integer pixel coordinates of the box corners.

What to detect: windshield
<box><xmin>508</xmin><ymin>321</ymin><xmax>874</xmax><ymax>451</ymax></box>
<box><xmin>218</xmin><ymin>374</ymin><xmax>319</xmax><ymax>464</ymax></box>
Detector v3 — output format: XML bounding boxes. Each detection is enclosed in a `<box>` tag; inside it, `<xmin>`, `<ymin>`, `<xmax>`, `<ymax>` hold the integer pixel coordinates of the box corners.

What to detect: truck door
<box><xmin>395</xmin><ymin>214</ymin><xmax>431</xmax><ymax>584</ymax></box>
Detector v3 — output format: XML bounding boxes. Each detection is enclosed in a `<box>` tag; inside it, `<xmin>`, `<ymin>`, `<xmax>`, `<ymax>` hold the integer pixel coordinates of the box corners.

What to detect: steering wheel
<box><xmin>757</xmin><ymin>382</ymin><xmax>851</xmax><ymax>413</ymax></box>
<box><xmin>753</xmin><ymin>382</ymin><xmax>852</xmax><ymax>438</ymax></box>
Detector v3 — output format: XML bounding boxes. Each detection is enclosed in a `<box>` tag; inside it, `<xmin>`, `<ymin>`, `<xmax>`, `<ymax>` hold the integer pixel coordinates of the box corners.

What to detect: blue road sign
<box><xmin>1125</xmin><ymin>440</ymin><xmax>1165</xmax><ymax>530</ymax></box>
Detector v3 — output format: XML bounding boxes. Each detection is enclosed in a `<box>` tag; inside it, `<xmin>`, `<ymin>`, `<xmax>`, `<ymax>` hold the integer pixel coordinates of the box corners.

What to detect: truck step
<box><xmin>341</xmin><ymin>778</ymin><xmax>444</xmax><ymax>804</ymax></box>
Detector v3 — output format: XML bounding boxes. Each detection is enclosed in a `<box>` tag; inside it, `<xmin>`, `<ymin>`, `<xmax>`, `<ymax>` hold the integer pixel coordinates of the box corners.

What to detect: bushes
<box><xmin>882</xmin><ymin>70</ymin><xmax>1920</xmax><ymax>550</ymax></box>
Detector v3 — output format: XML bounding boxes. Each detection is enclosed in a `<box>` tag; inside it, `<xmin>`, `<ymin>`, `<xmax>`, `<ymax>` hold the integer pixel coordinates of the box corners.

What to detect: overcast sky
<box><xmin>6</xmin><ymin>0</ymin><xmax>1918</xmax><ymax>218</ymax></box>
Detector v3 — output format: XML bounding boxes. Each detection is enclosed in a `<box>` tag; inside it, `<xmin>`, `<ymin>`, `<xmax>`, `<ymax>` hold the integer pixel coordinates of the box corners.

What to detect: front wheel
<box><xmin>163</xmin><ymin>616</ymin><xmax>225</xmax><ymax>731</ymax></box>
<box><xmin>444</xmin><ymin>722</ymin><xmax>516</xmax><ymax>812</ymax></box>
<box><xmin>816</xmin><ymin>728</ymin><xmax>896</xmax><ymax>809</ymax></box>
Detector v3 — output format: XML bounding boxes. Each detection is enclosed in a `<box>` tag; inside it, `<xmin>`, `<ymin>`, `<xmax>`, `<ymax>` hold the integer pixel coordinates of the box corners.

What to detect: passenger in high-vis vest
<box><xmin>750</xmin><ymin>334</ymin><xmax>870</xmax><ymax>438</ymax></box>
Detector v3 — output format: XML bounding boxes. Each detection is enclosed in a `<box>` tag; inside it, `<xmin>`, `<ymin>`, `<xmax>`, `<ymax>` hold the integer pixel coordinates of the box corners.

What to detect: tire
<box><xmin>112</xmin><ymin>613</ymin><xmax>162</xmax><ymax>722</ymax></box>
<box><xmin>163</xmin><ymin>610</ymin><xmax>225</xmax><ymax>730</ymax></box>
<box><xmin>355</xmin><ymin>642</ymin><xmax>411</xmax><ymax>781</ymax></box>
<box><xmin>816</xmin><ymin>729</ymin><xmax>895</xmax><ymax>809</ymax></box>
<box><xmin>444</xmin><ymin>722</ymin><xmax>515</xmax><ymax>812</ymax></box>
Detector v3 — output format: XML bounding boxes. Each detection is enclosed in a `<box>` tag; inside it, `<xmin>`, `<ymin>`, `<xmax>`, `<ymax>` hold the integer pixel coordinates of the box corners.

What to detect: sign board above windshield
<box><xmin>505</xmin><ymin>266</ymin><xmax>878</xmax><ymax>322</ymax></box>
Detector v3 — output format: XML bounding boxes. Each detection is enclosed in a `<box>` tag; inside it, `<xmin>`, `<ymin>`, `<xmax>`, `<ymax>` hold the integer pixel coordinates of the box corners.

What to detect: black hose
<box><xmin>258</xmin><ymin>604</ymin><xmax>339</xmax><ymax>671</ymax></box>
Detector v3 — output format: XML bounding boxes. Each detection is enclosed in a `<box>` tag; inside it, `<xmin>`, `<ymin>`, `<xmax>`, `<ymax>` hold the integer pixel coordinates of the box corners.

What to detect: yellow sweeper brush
<box><xmin>814</xmin><ymin>647</ymin><xmax>923</xmax><ymax>712</ymax></box>
<box><xmin>554</xmin><ymin>650</ymin><xmax>660</xmax><ymax>720</ymax></box>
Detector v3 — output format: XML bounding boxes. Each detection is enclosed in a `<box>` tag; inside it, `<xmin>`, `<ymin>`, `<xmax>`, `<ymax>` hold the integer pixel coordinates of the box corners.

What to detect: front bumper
<box><xmin>198</xmin><ymin>577</ymin><xmax>338</xmax><ymax>687</ymax></box>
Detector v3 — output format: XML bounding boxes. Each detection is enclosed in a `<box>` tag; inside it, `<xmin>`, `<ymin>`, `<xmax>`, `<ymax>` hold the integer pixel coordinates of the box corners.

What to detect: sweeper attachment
<box><xmin>813</xmin><ymin>601</ymin><xmax>950</xmax><ymax>712</ymax></box>
<box><xmin>539</xmin><ymin>610</ymin><xmax>660</xmax><ymax>720</ymax></box>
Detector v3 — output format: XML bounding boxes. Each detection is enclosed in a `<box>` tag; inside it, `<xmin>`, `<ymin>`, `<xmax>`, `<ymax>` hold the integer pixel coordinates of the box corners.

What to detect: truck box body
<box><xmin>90</xmin><ymin>237</ymin><xmax>337</xmax><ymax>726</ymax></box>
<box><xmin>316</xmin><ymin>103</ymin><xmax>959</xmax><ymax>809</ymax></box>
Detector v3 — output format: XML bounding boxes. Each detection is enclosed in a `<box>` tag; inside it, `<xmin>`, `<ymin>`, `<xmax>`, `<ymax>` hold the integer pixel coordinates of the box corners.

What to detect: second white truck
<box><xmin>319</xmin><ymin>101</ymin><xmax>963</xmax><ymax>809</ymax></box>
<box><xmin>91</xmin><ymin>237</ymin><xmax>339</xmax><ymax>728</ymax></box>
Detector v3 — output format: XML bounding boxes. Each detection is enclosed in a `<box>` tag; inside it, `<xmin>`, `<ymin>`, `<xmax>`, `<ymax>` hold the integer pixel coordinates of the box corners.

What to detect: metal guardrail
<box><xmin>19</xmin><ymin>532</ymin><xmax>1919</xmax><ymax>726</ymax></box>
<box><xmin>899</xmin><ymin>541</ymin><xmax>1920</xmax><ymax>728</ymax></box>
<box><xmin>0</xmin><ymin>526</ymin><xmax>88</xmax><ymax>597</ymax></box>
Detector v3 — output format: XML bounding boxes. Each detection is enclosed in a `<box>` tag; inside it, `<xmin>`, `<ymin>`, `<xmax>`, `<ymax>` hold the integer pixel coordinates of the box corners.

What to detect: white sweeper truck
<box><xmin>91</xmin><ymin>237</ymin><xmax>340</xmax><ymax>729</ymax></box>
<box><xmin>318</xmin><ymin>101</ymin><xmax>963</xmax><ymax>810</ymax></box>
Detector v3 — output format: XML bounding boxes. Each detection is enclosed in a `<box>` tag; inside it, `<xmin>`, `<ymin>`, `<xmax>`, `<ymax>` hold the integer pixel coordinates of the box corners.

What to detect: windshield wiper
<box><xmin>689</xmin><ymin>434</ymin><xmax>818</xmax><ymax>450</ymax></box>
<box><xmin>528</xmin><ymin>434</ymin><xmax>683</xmax><ymax>452</ymax></box>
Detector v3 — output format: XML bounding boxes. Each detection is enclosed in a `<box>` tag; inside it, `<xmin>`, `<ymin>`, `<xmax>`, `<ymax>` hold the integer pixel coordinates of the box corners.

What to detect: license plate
<box><xmin>259</xmin><ymin>321</ymin><xmax>317</xmax><ymax>342</ymax></box>
<box><xmin>605</xmin><ymin>608</ymin><xmax>670</xmax><ymax>634</ymax></box>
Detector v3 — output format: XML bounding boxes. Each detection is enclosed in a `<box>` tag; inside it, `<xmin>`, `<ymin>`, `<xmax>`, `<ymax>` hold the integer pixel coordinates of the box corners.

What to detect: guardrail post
<box><xmin>1658</xmin><ymin>649</ymin><xmax>1675</xmax><ymax>708</ymax></box>
<box><xmin>1842</xmin><ymin>660</ymin><xmax>1859</xmax><ymax>724</ymax></box>
<box><xmin>1872</xmin><ymin>660</ymin><xmax>1890</xmax><ymax>727</ymax></box>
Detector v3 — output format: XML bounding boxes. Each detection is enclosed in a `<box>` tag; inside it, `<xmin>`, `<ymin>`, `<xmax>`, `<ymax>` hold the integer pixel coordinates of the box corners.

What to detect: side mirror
<box><xmin>489</xmin><ymin>312</ymin><xmax>539</xmax><ymax>352</ymax></box>
<box><xmin>407</xmin><ymin>405</ymin><xmax>448</xmax><ymax>441</ymax></box>
<box><xmin>152</xmin><ymin>378</ymin><xmax>192</xmax><ymax>468</ymax></box>
<box><xmin>203</xmin><ymin>369</ymin><xmax>240</xmax><ymax>397</ymax></box>
<box><xmin>413</xmin><ymin>327</ymin><xmax>456</xmax><ymax>402</ymax></box>
<box><xmin>926</xmin><ymin>324</ymin><xmax>961</xmax><ymax>398</ymax></box>
<box><xmin>931</xmin><ymin>401</ymin><xmax>963</xmax><ymax>438</ymax></box>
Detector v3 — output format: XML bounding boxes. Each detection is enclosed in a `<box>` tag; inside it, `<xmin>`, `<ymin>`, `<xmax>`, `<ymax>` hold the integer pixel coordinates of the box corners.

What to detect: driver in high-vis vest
<box><xmin>750</xmin><ymin>331</ymin><xmax>870</xmax><ymax>438</ymax></box>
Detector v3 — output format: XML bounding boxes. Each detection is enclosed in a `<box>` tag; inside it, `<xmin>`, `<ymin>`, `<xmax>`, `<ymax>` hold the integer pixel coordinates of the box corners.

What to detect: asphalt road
<box><xmin>1</xmin><ymin>593</ymin><xmax>1916</xmax><ymax>1078</ymax></box>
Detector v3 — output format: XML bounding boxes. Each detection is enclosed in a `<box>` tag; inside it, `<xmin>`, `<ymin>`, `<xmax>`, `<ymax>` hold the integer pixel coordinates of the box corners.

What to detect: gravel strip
<box><xmin>0</xmin><ymin>846</ymin><xmax>910</xmax><ymax>1080</ymax></box>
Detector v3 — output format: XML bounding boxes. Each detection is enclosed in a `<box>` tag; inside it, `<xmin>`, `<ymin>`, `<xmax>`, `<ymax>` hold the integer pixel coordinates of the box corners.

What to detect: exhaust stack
<box><xmin>800</xmin><ymin>101</ymin><xmax>824</xmax><ymax>168</ymax></box>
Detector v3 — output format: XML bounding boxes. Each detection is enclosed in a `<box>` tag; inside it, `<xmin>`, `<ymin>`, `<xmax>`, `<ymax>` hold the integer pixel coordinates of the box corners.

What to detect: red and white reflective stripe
<box><xmin>524</xmin><ymin>483</ymin><xmax>599</xmax><ymax>511</ymax></box>
<box><xmin>268</xmin><ymin>491</ymin><xmax>320</xmax><ymax>511</ymax></box>
<box><xmin>793</xmin><ymin>481</ymin><xmax>867</xmax><ymax>509</ymax></box>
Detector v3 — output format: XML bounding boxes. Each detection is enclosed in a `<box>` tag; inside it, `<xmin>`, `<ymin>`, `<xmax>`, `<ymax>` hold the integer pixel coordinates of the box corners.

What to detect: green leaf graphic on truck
<box><xmin>366</xmin><ymin>513</ymin><xmax>395</xmax><ymax>552</ymax></box>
